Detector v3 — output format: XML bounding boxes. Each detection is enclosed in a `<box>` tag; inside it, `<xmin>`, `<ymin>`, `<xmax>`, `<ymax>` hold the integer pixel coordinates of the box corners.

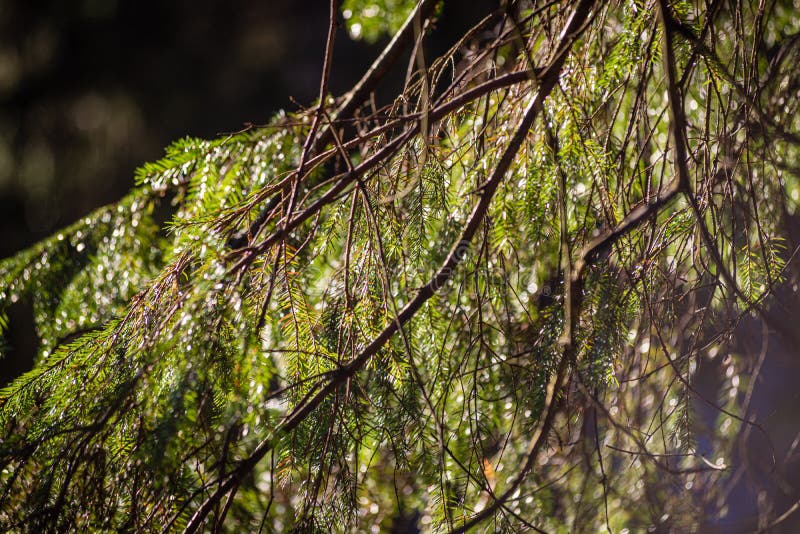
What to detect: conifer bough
<box><xmin>2</xmin><ymin>0</ymin><xmax>800</xmax><ymax>532</ymax></box>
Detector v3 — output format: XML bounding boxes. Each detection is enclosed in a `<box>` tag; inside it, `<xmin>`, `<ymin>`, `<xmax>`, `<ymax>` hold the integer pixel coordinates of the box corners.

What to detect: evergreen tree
<box><xmin>1</xmin><ymin>0</ymin><xmax>799</xmax><ymax>531</ymax></box>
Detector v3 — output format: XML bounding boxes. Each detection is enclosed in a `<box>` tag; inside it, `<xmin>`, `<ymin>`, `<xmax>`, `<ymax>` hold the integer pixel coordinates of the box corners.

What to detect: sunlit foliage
<box><xmin>1</xmin><ymin>0</ymin><xmax>799</xmax><ymax>532</ymax></box>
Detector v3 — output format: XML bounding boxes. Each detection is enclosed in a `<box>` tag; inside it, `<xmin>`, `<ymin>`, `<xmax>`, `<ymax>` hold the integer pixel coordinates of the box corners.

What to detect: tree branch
<box><xmin>184</xmin><ymin>3</ymin><xmax>597</xmax><ymax>531</ymax></box>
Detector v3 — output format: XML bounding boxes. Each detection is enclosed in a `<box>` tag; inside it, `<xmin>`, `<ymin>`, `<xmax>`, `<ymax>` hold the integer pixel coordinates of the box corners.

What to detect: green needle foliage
<box><xmin>2</xmin><ymin>0</ymin><xmax>800</xmax><ymax>531</ymax></box>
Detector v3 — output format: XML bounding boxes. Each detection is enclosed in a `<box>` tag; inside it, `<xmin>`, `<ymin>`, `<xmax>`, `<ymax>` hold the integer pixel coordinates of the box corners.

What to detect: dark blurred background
<box><xmin>0</xmin><ymin>0</ymin><xmax>376</xmax><ymax>258</ymax></box>
<box><xmin>0</xmin><ymin>0</ymin><xmax>495</xmax><ymax>258</ymax></box>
